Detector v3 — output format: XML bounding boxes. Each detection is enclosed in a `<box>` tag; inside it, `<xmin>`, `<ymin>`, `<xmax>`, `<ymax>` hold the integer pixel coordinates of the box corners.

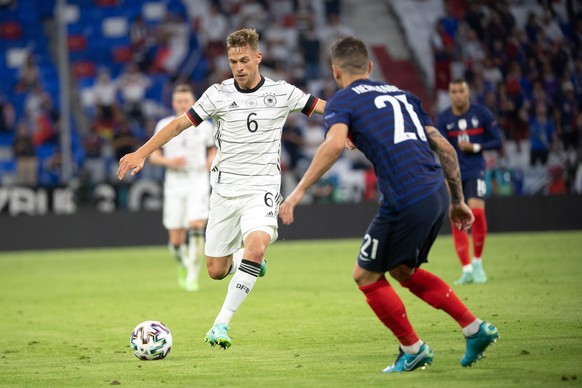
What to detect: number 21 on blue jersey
<box><xmin>375</xmin><ymin>94</ymin><xmax>427</xmax><ymax>144</ymax></box>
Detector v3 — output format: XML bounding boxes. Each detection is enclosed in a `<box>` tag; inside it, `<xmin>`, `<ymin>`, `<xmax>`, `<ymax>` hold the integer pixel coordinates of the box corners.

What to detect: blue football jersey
<box><xmin>324</xmin><ymin>79</ymin><xmax>443</xmax><ymax>212</ymax></box>
<box><xmin>435</xmin><ymin>104</ymin><xmax>502</xmax><ymax>180</ymax></box>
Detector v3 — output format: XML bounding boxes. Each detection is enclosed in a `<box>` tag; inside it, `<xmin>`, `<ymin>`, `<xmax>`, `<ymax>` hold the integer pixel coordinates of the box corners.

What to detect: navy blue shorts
<box><xmin>357</xmin><ymin>184</ymin><xmax>448</xmax><ymax>272</ymax></box>
<box><xmin>463</xmin><ymin>178</ymin><xmax>487</xmax><ymax>200</ymax></box>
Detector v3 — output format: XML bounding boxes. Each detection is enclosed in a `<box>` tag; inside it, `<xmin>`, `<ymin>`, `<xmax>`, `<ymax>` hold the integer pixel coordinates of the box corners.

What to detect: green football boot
<box><xmin>204</xmin><ymin>323</ymin><xmax>232</xmax><ymax>349</ymax></box>
<box><xmin>383</xmin><ymin>343</ymin><xmax>434</xmax><ymax>373</ymax></box>
<box><xmin>259</xmin><ymin>259</ymin><xmax>267</xmax><ymax>277</ymax></box>
<box><xmin>454</xmin><ymin>271</ymin><xmax>474</xmax><ymax>285</ymax></box>
<box><xmin>461</xmin><ymin>322</ymin><xmax>499</xmax><ymax>367</ymax></box>
<box><xmin>472</xmin><ymin>260</ymin><xmax>487</xmax><ymax>284</ymax></box>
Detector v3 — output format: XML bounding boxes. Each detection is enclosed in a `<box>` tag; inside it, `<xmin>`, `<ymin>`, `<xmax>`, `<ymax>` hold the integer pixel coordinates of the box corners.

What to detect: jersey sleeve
<box><xmin>185</xmin><ymin>86</ymin><xmax>217</xmax><ymax>126</ymax></box>
<box><xmin>323</xmin><ymin>93</ymin><xmax>351</xmax><ymax>133</ymax></box>
<box><xmin>287</xmin><ymin>82</ymin><xmax>319</xmax><ymax>117</ymax></box>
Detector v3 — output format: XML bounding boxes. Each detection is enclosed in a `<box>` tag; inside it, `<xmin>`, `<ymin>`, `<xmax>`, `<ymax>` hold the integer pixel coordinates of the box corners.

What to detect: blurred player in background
<box><xmin>280</xmin><ymin>37</ymin><xmax>498</xmax><ymax>373</ymax></box>
<box><xmin>149</xmin><ymin>84</ymin><xmax>216</xmax><ymax>292</ymax></box>
<box><xmin>118</xmin><ymin>28</ymin><xmax>326</xmax><ymax>349</ymax></box>
<box><xmin>436</xmin><ymin>79</ymin><xmax>502</xmax><ymax>285</ymax></box>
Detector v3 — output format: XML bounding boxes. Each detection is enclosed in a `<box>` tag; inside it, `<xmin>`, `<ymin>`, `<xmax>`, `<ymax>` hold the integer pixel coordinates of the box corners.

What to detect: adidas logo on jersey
<box><xmin>266</xmin><ymin>211</ymin><xmax>276</xmax><ymax>218</ymax></box>
<box><xmin>228</xmin><ymin>101</ymin><xmax>239</xmax><ymax>109</ymax></box>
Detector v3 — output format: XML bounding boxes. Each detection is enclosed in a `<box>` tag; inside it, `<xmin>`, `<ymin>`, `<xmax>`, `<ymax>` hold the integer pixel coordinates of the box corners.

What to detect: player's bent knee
<box><xmin>388</xmin><ymin>265</ymin><xmax>414</xmax><ymax>283</ymax></box>
<box><xmin>206</xmin><ymin>257</ymin><xmax>231</xmax><ymax>280</ymax></box>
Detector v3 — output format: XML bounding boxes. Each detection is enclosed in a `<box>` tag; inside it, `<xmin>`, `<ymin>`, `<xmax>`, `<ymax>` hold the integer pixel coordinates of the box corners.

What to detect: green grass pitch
<box><xmin>1</xmin><ymin>231</ymin><xmax>581</xmax><ymax>387</ymax></box>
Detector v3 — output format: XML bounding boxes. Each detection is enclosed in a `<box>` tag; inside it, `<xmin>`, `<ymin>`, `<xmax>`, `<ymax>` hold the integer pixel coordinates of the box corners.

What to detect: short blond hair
<box><xmin>173</xmin><ymin>83</ymin><xmax>194</xmax><ymax>95</ymax></box>
<box><xmin>226</xmin><ymin>28</ymin><xmax>259</xmax><ymax>51</ymax></box>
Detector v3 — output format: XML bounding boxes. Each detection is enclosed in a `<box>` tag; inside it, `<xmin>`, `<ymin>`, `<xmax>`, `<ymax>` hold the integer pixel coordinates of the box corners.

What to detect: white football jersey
<box><xmin>154</xmin><ymin>115</ymin><xmax>214</xmax><ymax>188</ymax></box>
<box><xmin>185</xmin><ymin>76</ymin><xmax>318</xmax><ymax>195</ymax></box>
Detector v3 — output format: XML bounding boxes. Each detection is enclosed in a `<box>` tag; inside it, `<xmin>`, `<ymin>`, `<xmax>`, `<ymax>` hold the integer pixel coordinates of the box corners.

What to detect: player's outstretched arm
<box><xmin>279</xmin><ymin>123</ymin><xmax>346</xmax><ymax>225</ymax></box>
<box><xmin>313</xmin><ymin>99</ymin><xmax>326</xmax><ymax>115</ymax></box>
<box><xmin>117</xmin><ymin>114</ymin><xmax>192</xmax><ymax>179</ymax></box>
<box><xmin>425</xmin><ymin>125</ymin><xmax>474</xmax><ymax>232</ymax></box>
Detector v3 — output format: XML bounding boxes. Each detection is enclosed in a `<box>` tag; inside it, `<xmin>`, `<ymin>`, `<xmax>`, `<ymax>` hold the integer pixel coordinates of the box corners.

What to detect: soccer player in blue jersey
<box><xmin>436</xmin><ymin>79</ymin><xmax>502</xmax><ymax>285</ymax></box>
<box><xmin>280</xmin><ymin>37</ymin><xmax>499</xmax><ymax>373</ymax></box>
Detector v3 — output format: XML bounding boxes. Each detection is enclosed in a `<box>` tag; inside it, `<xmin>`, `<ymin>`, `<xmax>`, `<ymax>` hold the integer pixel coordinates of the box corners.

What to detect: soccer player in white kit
<box><xmin>117</xmin><ymin>28</ymin><xmax>326</xmax><ymax>349</ymax></box>
<box><xmin>149</xmin><ymin>84</ymin><xmax>216</xmax><ymax>292</ymax></box>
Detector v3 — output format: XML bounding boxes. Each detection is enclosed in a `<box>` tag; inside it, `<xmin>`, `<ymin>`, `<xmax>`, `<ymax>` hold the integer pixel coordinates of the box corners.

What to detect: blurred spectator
<box><xmin>529</xmin><ymin>103</ymin><xmax>557</xmax><ymax>166</ymax></box>
<box><xmin>481</xmin><ymin>58</ymin><xmax>503</xmax><ymax>91</ymax></box>
<box><xmin>556</xmin><ymin>81</ymin><xmax>579</xmax><ymax>152</ymax></box>
<box><xmin>431</xmin><ymin>20</ymin><xmax>455</xmax><ymax>95</ymax></box>
<box><xmin>236</xmin><ymin>0</ymin><xmax>268</xmax><ymax>33</ymax></box>
<box><xmin>300</xmin><ymin>117</ymin><xmax>326</xmax><ymax>164</ymax></box>
<box><xmin>93</xmin><ymin>68</ymin><xmax>117</xmax><ymax>122</ymax></box>
<box><xmin>525</xmin><ymin>11</ymin><xmax>542</xmax><ymax>44</ymax></box>
<box><xmin>158</xmin><ymin>12</ymin><xmax>190</xmax><ymax>75</ymax></box>
<box><xmin>438</xmin><ymin>1</ymin><xmax>459</xmax><ymax>41</ymax></box>
<box><xmin>264</xmin><ymin>17</ymin><xmax>296</xmax><ymax>68</ymax></box>
<box><xmin>299</xmin><ymin>20</ymin><xmax>322</xmax><ymax>81</ymax></box>
<box><xmin>570</xmin><ymin>58</ymin><xmax>582</xmax><ymax>102</ymax></box>
<box><xmin>199</xmin><ymin>3</ymin><xmax>230</xmax><ymax>63</ymax></box>
<box><xmin>541</xmin><ymin>61</ymin><xmax>561</xmax><ymax>102</ymax></box>
<box><xmin>12</xmin><ymin>121</ymin><xmax>37</xmax><ymax>186</ymax></box>
<box><xmin>82</xmin><ymin>126</ymin><xmax>107</xmax><ymax>184</ymax></box>
<box><xmin>0</xmin><ymin>94</ymin><xmax>15</xmax><ymax>133</ymax></box>
<box><xmin>15</xmin><ymin>53</ymin><xmax>40</xmax><ymax>93</ymax></box>
<box><xmin>540</xmin><ymin>7</ymin><xmax>564</xmax><ymax>44</ymax></box>
<box><xmin>117</xmin><ymin>63</ymin><xmax>150</xmax><ymax>127</ymax></box>
<box><xmin>483</xmin><ymin>9</ymin><xmax>508</xmax><ymax>51</ymax></box>
<box><xmin>463</xmin><ymin>2</ymin><xmax>486</xmax><ymax>41</ymax></box>
<box><xmin>320</xmin><ymin>12</ymin><xmax>353</xmax><ymax>78</ymax></box>
<box><xmin>323</xmin><ymin>0</ymin><xmax>341</xmax><ymax>21</ymax></box>
<box><xmin>496</xmin><ymin>0</ymin><xmax>516</xmax><ymax>36</ymax></box>
<box><xmin>460</xmin><ymin>27</ymin><xmax>485</xmax><ymax>72</ymax></box>
<box><xmin>129</xmin><ymin>15</ymin><xmax>152</xmax><ymax>72</ymax></box>
<box><xmin>281</xmin><ymin>114</ymin><xmax>305</xmax><ymax>177</ymax></box>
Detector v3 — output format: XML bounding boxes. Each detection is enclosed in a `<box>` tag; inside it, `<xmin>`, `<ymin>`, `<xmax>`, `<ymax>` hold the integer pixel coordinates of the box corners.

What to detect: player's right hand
<box><xmin>449</xmin><ymin>202</ymin><xmax>474</xmax><ymax>232</ymax></box>
<box><xmin>279</xmin><ymin>188</ymin><xmax>305</xmax><ymax>225</ymax></box>
<box><xmin>117</xmin><ymin>151</ymin><xmax>145</xmax><ymax>180</ymax></box>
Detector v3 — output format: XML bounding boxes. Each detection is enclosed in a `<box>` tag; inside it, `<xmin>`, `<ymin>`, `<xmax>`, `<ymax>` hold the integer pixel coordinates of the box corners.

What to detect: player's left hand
<box><xmin>279</xmin><ymin>188</ymin><xmax>305</xmax><ymax>225</ymax></box>
<box><xmin>457</xmin><ymin>140</ymin><xmax>473</xmax><ymax>153</ymax></box>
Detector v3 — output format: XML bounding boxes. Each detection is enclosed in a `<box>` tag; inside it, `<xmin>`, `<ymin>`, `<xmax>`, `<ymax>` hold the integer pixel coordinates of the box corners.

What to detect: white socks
<box><xmin>401</xmin><ymin>340</ymin><xmax>424</xmax><ymax>355</ymax></box>
<box><xmin>462</xmin><ymin>319</ymin><xmax>483</xmax><ymax>337</ymax></box>
<box><xmin>186</xmin><ymin>229</ymin><xmax>204</xmax><ymax>283</ymax></box>
<box><xmin>215</xmin><ymin>259</ymin><xmax>262</xmax><ymax>324</ymax></box>
<box><xmin>228</xmin><ymin>248</ymin><xmax>244</xmax><ymax>275</ymax></box>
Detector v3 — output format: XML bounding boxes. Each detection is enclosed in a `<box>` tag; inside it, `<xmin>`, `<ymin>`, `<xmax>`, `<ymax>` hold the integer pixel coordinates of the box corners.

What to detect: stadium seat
<box><xmin>0</xmin><ymin>21</ymin><xmax>23</xmax><ymax>40</ymax></box>
<box><xmin>73</xmin><ymin>60</ymin><xmax>97</xmax><ymax>79</ymax></box>
<box><xmin>68</xmin><ymin>35</ymin><xmax>88</xmax><ymax>52</ymax></box>
<box><xmin>112</xmin><ymin>46</ymin><xmax>133</xmax><ymax>64</ymax></box>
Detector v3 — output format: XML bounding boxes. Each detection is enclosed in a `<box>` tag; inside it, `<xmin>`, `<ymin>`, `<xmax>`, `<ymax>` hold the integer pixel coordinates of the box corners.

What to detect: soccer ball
<box><xmin>130</xmin><ymin>320</ymin><xmax>173</xmax><ymax>360</ymax></box>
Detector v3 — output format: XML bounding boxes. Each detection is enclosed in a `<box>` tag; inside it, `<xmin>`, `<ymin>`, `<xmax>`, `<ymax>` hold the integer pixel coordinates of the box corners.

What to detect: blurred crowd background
<box><xmin>0</xmin><ymin>0</ymin><xmax>581</xmax><ymax>210</ymax></box>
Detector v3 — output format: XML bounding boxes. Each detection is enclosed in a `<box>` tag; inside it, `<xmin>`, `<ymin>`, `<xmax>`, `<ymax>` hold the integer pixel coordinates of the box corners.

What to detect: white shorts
<box><xmin>163</xmin><ymin>171</ymin><xmax>210</xmax><ymax>229</ymax></box>
<box><xmin>204</xmin><ymin>189</ymin><xmax>282</xmax><ymax>257</ymax></box>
